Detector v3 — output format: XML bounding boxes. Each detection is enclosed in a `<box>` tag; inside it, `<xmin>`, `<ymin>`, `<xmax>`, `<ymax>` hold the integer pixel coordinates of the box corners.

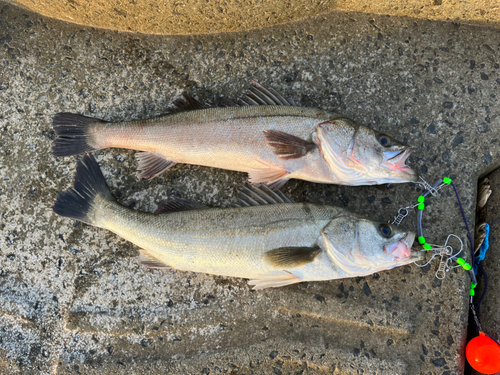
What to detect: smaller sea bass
<box><xmin>52</xmin><ymin>155</ymin><xmax>421</xmax><ymax>289</ymax></box>
<box><xmin>52</xmin><ymin>82</ymin><xmax>417</xmax><ymax>188</ymax></box>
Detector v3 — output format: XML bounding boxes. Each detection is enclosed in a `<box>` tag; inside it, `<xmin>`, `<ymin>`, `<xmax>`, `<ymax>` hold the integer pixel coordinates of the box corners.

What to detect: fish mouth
<box><xmin>404</xmin><ymin>232</ymin><xmax>416</xmax><ymax>250</ymax></box>
<box><xmin>385</xmin><ymin>147</ymin><xmax>418</xmax><ymax>182</ymax></box>
<box><xmin>385</xmin><ymin>232</ymin><xmax>422</xmax><ymax>261</ymax></box>
<box><xmin>403</xmin><ymin>232</ymin><xmax>424</xmax><ymax>261</ymax></box>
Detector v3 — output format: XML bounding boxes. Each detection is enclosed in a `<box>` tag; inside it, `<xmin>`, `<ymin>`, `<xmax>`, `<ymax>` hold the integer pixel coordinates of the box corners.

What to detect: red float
<box><xmin>466</xmin><ymin>332</ymin><xmax>500</xmax><ymax>374</ymax></box>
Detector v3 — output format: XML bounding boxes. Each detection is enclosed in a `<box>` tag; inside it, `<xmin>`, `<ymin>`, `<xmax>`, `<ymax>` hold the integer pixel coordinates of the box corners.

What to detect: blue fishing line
<box><xmin>474</xmin><ymin>224</ymin><xmax>490</xmax><ymax>275</ymax></box>
<box><xmin>472</xmin><ymin>224</ymin><xmax>490</xmax><ymax>315</ymax></box>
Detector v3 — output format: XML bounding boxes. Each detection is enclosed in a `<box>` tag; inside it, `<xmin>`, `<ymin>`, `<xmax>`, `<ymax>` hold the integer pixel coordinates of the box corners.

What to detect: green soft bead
<box><xmin>443</xmin><ymin>177</ymin><xmax>452</xmax><ymax>184</ymax></box>
<box><xmin>423</xmin><ymin>244</ymin><xmax>432</xmax><ymax>250</ymax></box>
<box><xmin>418</xmin><ymin>203</ymin><xmax>425</xmax><ymax>210</ymax></box>
<box><xmin>456</xmin><ymin>258</ymin><xmax>465</xmax><ymax>265</ymax></box>
<box><xmin>418</xmin><ymin>196</ymin><xmax>425</xmax><ymax>203</ymax></box>
<box><xmin>470</xmin><ymin>289</ymin><xmax>475</xmax><ymax>296</ymax></box>
<box><xmin>418</xmin><ymin>236</ymin><xmax>426</xmax><ymax>244</ymax></box>
<box><xmin>463</xmin><ymin>263</ymin><xmax>472</xmax><ymax>271</ymax></box>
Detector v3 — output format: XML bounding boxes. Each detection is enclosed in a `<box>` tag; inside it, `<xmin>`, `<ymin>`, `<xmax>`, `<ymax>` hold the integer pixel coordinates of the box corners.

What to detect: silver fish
<box><xmin>52</xmin><ymin>82</ymin><xmax>417</xmax><ymax>188</ymax></box>
<box><xmin>52</xmin><ymin>155</ymin><xmax>421</xmax><ymax>289</ymax></box>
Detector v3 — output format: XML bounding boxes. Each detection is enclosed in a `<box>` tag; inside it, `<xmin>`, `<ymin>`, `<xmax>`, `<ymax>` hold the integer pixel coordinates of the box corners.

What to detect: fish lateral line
<box><xmin>52</xmin><ymin>154</ymin><xmax>420</xmax><ymax>290</ymax></box>
<box><xmin>51</xmin><ymin>82</ymin><xmax>418</xmax><ymax>187</ymax></box>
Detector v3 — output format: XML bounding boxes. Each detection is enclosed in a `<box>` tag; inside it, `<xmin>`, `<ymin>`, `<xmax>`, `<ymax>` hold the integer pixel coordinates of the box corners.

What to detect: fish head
<box><xmin>315</xmin><ymin>120</ymin><xmax>417</xmax><ymax>185</ymax></box>
<box><xmin>320</xmin><ymin>215</ymin><xmax>422</xmax><ymax>277</ymax></box>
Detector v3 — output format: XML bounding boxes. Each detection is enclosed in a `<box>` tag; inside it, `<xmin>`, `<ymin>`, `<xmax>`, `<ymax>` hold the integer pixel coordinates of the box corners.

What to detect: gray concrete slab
<box><xmin>0</xmin><ymin>2</ymin><xmax>499</xmax><ymax>374</ymax></box>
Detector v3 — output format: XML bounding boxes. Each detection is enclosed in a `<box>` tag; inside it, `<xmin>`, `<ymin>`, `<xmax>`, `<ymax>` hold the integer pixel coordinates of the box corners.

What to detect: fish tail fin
<box><xmin>52</xmin><ymin>113</ymin><xmax>105</xmax><ymax>156</ymax></box>
<box><xmin>52</xmin><ymin>154</ymin><xmax>114</xmax><ymax>225</ymax></box>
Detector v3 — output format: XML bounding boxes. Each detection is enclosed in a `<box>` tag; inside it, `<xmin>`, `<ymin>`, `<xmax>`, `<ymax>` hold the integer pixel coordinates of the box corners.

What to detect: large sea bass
<box><xmin>52</xmin><ymin>155</ymin><xmax>421</xmax><ymax>289</ymax></box>
<box><xmin>52</xmin><ymin>82</ymin><xmax>417</xmax><ymax>188</ymax></box>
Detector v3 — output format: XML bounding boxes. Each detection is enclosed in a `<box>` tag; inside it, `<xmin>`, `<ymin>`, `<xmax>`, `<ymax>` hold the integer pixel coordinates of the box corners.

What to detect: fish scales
<box><xmin>53</xmin><ymin>83</ymin><xmax>417</xmax><ymax>186</ymax></box>
<box><xmin>53</xmin><ymin>155</ymin><xmax>421</xmax><ymax>289</ymax></box>
<box><xmin>91</xmin><ymin>106</ymin><xmax>330</xmax><ymax>178</ymax></box>
<box><xmin>98</xmin><ymin>198</ymin><xmax>339</xmax><ymax>279</ymax></box>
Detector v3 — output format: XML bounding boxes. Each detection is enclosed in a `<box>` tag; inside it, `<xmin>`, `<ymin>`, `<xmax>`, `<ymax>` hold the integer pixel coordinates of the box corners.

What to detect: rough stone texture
<box><xmin>0</xmin><ymin>2</ymin><xmax>499</xmax><ymax>374</ymax></box>
<box><xmin>5</xmin><ymin>0</ymin><xmax>500</xmax><ymax>35</ymax></box>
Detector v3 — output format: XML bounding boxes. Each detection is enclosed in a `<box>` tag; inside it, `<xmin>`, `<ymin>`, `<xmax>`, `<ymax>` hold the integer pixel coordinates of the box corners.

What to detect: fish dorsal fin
<box><xmin>167</xmin><ymin>82</ymin><xmax>298</xmax><ymax>114</ymax></box>
<box><xmin>264</xmin><ymin>179</ymin><xmax>289</xmax><ymax>191</ymax></box>
<box><xmin>167</xmin><ymin>93</ymin><xmax>208</xmax><ymax>114</ymax></box>
<box><xmin>264</xmin><ymin>246</ymin><xmax>321</xmax><ymax>268</ymax></box>
<box><xmin>155</xmin><ymin>197</ymin><xmax>208</xmax><ymax>214</ymax></box>
<box><xmin>238</xmin><ymin>80</ymin><xmax>301</xmax><ymax>107</ymax></box>
<box><xmin>139</xmin><ymin>249</ymin><xmax>171</xmax><ymax>269</ymax></box>
<box><xmin>235</xmin><ymin>184</ymin><xmax>294</xmax><ymax>207</ymax></box>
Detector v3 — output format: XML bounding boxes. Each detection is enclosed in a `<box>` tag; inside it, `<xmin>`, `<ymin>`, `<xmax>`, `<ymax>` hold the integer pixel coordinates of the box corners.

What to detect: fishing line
<box><xmin>391</xmin><ymin>175</ymin><xmax>500</xmax><ymax>370</ymax></box>
<box><xmin>391</xmin><ymin>177</ymin><xmax>476</xmax><ymax>284</ymax></box>
<box><xmin>413</xmin><ymin>234</ymin><xmax>464</xmax><ymax>279</ymax></box>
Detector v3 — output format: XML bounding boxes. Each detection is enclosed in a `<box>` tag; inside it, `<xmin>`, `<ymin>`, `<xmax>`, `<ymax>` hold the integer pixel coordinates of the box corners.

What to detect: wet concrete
<box><xmin>0</xmin><ymin>1</ymin><xmax>499</xmax><ymax>374</ymax></box>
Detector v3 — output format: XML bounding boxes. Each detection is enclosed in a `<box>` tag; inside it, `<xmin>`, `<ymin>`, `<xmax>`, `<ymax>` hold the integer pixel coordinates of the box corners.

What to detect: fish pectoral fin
<box><xmin>138</xmin><ymin>249</ymin><xmax>172</xmax><ymax>270</ymax></box>
<box><xmin>264</xmin><ymin>246</ymin><xmax>321</xmax><ymax>268</ymax></box>
<box><xmin>248</xmin><ymin>273</ymin><xmax>301</xmax><ymax>290</ymax></box>
<box><xmin>136</xmin><ymin>152</ymin><xmax>177</xmax><ymax>179</ymax></box>
<box><xmin>155</xmin><ymin>197</ymin><xmax>208</xmax><ymax>214</ymax></box>
<box><xmin>264</xmin><ymin>130</ymin><xmax>317</xmax><ymax>160</ymax></box>
<box><xmin>248</xmin><ymin>165</ymin><xmax>289</xmax><ymax>185</ymax></box>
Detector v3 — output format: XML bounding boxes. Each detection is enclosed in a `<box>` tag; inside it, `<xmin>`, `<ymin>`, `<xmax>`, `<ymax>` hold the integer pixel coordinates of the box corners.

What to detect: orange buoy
<box><xmin>466</xmin><ymin>332</ymin><xmax>500</xmax><ymax>374</ymax></box>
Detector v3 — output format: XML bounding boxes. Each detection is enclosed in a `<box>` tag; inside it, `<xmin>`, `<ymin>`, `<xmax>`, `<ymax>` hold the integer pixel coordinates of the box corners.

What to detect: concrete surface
<box><xmin>5</xmin><ymin>0</ymin><xmax>500</xmax><ymax>35</ymax></box>
<box><xmin>0</xmin><ymin>1</ymin><xmax>499</xmax><ymax>374</ymax></box>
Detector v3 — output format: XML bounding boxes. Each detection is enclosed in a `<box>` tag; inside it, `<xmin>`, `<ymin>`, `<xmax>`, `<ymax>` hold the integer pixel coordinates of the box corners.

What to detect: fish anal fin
<box><xmin>248</xmin><ymin>273</ymin><xmax>301</xmax><ymax>290</ymax></box>
<box><xmin>264</xmin><ymin>246</ymin><xmax>321</xmax><ymax>268</ymax></box>
<box><xmin>136</xmin><ymin>151</ymin><xmax>177</xmax><ymax>179</ymax></box>
<box><xmin>155</xmin><ymin>197</ymin><xmax>207</xmax><ymax>214</ymax></box>
<box><xmin>248</xmin><ymin>165</ymin><xmax>289</xmax><ymax>185</ymax></box>
<box><xmin>264</xmin><ymin>130</ymin><xmax>317</xmax><ymax>160</ymax></box>
<box><xmin>139</xmin><ymin>249</ymin><xmax>171</xmax><ymax>270</ymax></box>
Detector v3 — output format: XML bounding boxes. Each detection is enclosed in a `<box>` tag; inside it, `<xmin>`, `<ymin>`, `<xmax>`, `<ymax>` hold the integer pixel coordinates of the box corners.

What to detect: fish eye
<box><xmin>378</xmin><ymin>223</ymin><xmax>393</xmax><ymax>238</ymax></box>
<box><xmin>378</xmin><ymin>134</ymin><xmax>392</xmax><ymax>147</ymax></box>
